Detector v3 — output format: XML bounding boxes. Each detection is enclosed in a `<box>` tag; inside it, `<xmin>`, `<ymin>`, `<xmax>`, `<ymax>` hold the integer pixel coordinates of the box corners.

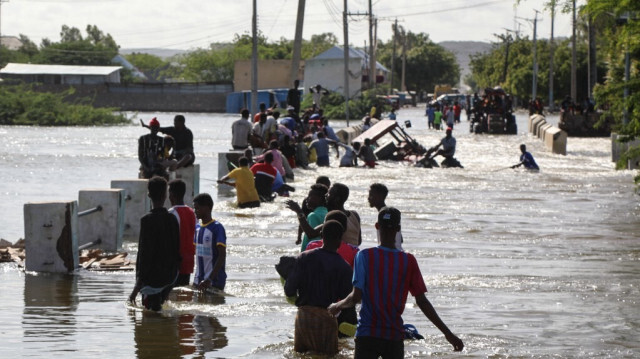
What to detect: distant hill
<box><xmin>120</xmin><ymin>48</ymin><xmax>188</xmax><ymax>59</ymax></box>
<box><xmin>438</xmin><ymin>41</ymin><xmax>493</xmax><ymax>88</ymax></box>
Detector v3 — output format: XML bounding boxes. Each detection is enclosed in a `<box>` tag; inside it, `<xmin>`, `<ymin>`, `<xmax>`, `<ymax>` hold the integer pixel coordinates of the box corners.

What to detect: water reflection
<box><xmin>131</xmin><ymin>289</ymin><xmax>228</xmax><ymax>359</ymax></box>
<box><xmin>22</xmin><ymin>273</ymin><xmax>78</xmax><ymax>341</ymax></box>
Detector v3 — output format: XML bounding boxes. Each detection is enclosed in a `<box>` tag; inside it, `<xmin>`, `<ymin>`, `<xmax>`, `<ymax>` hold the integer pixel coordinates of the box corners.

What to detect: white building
<box><xmin>0</xmin><ymin>63</ymin><xmax>122</xmax><ymax>85</ymax></box>
<box><xmin>303</xmin><ymin>46</ymin><xmax>390</xmax><ymax>99</ymax></box>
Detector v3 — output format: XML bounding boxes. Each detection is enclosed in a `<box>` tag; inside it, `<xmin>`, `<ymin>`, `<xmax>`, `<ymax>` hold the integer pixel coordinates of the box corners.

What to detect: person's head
<box><xmin>520</xmin><ymin>144</ymin><xmax>527</xmax><ymax>154</ymax></box>
<box><xmin>317</xmin><ymin>131</ymin><xmax>325</xmax><ymax>139</ymax></box>
<box><xmin>244</xmin><ymin>148</ymin><xmax>253</xmax><ymax>160</ymax></box>
<box><xmin>376</xmin><ymin>207</ymin><xmax>401</xmax><ymax>245</ymax></box>
<box><xmin>273</xmin><ymin>111</ymin><xmax>280</xmax><ymax>119</ymax></box>
<box><xmin>327</xmin><ymin>183</ymin><xmax>349</xmax><ymax>210</ymax></box>
<box><xmin>148</xmin><ymin>176</ymin><xmax>168</xmax><ymax>204</ymax></box>
<box><xmin>368</xmin><ymin>183</ymin><xmax>388</xmax><ymax>209</ymax></box>
<box><xmin>306</xmin><ymin>183</ymin><xmax>328</xmax><ymax>210</ymax></box>
<box><xmin>173</xmin><ymin>114</ymin><xmax>186</xmax><ymax>129</ymax></box>
<box><xmin>264</xmin><ymin>152</ymin><xmax>274</xmax><ymax>164</ymax></box>
<box><xmin>168</xmin><ymin>179</ymin><xmax>186</xmax><ymax>205</ymax></box>
<box><xmin>269</xmin><ymin>140</ymin><xmax>279</xmax><ymax>150</ymax></box>
<box><xmin>193</xmin><ymin>193</ymin><xmax>213</xmax><ymax>220</ymax></box>
<box><xmin>353</xmin><ymin>142</ymin><xmax>361</xmax><ymax>151</ymax></box>
<box><xmin>321</xmin><ymin>220</ymin><xmax>345</xmax><ymax>251</ymax></box>
<box><xmin>238</xmin><ymin>156</ymin><xmax>249</xmax><ymax>167</ymax></box>
<box><xmin>325</xmin><ymin>210</ymin><xmax>348</xmax><ymax>229</ymax></box>
<box><xmin>259</xmin><ymin>102</ymin><xmax>266</xmax><ymax>111</ymax></box>
<box><xmin>149</xmin><ymin>117</ymin><xmax>160</xmax><ymax>134</ymax></box>
<box><xmin>364</xmin><ymin>138</ymin><xmax>371</xmax><ymax>146</ymax></box>
<box><xmin>315</xmin><ymin>84</ymin><xmax>322</xmax><ymax>90</ymax></box>
<box><xmin>316</xmin><ymin>176</ymin><xmax>331</xmax><ymax>188</ymax></box>
<box><xmin>446</xmin><ymin>128</ymin><xmax>452</xmax><ymax>137</ymax></box>
<box><xmin>241</xmin><ymin>109</ymin><xmax>250</xmax><ymax>118</ymax></box>
<box><xmin>294</xmin><ymin>79</ymin><xmax>299</xmax><ymax>88</ymax></box>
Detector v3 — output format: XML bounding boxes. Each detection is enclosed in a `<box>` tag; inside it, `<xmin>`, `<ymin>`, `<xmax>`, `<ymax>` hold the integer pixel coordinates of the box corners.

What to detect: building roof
<box><xmin>0</xmin><ymin>63</ymin><xmax>122</xmax><ymax>76</ymax></box>
<box><xmin>310</xmin><ymin>46</ymin><xmax>389</xmax><ymax>72</ymax></box>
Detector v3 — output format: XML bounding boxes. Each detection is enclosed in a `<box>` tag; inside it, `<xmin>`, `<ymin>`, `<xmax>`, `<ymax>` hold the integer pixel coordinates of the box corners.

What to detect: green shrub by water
<box><xmin>300</xmin><ymin>88</ymin><xmax>391</xmax><ymax>120</ymax></box>
<box><xmin>0</xmin><ymin>84</ymin><xmax>130</xmax><ymax>126</ymax></box>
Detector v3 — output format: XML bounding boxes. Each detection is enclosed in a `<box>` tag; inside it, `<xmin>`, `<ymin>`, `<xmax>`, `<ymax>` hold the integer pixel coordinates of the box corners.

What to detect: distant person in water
<box><xmin>368</xmin><ymin>183</ymin><xmax>403</xmax><ymax>250</ymax></box>
<box><xmin>218</xmin><ymin>157</ymin><xmax>261</xmax><ymax>208</ymax></box>
<box><xmin>168</xmin><ymin>179</ymin><xmax>197</xmax><ymax>286</ymax></box>
<box><xmin>141</xmin><ymin>114</ymin><xmax>195</xmax><ymax>169</ymax></box>
<box><xmin>193</xmin><ymin>193</ymin><xmax>227</xmax><ymax>291</ymax></box>
<box><xmin>512</xmin><ymin>144</ymin><xmax>539</xmax><ymax>170</ymax></box>
<box><xmin>231</xmin><ymin>109</ymin><xmax>252</xmax><ymax>151</ymax></box>
<box><xmin>129</xmin><ymin>176</ymin><xmax>181</xmax><ymax>311</ymax></box>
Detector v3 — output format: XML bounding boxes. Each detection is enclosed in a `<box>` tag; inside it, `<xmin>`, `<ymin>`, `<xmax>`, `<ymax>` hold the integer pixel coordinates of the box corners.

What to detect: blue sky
<box><xmin>3</xmin><ymin>0</ymin><xmax>576</xmax><ymax>50</ymax></box>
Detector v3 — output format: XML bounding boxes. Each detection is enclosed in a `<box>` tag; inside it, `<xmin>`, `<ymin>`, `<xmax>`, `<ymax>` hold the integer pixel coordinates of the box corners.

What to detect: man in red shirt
<box><xmin>168</xmin><ymin>179</ymin><xmax>197</xmax><ymax>286</ymax></box>
<box><xmin>250</xmin><ymin>152</ymin><xmax>278</xmax><ymax>202</ymax></box>
<box><xmin>453</xmin><ymin>101</ymin><xmax>462</xmax><ymax>123</ymax></box>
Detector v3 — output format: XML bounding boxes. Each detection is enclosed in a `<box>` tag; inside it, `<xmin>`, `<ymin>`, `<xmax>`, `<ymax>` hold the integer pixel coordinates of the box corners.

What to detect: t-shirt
<box><xmin>353</xmin><ymin>246</ymin><xmax>427</xmax><ymax>341</ymax></box>
<box><xmin>194</xmin><ymin>219</ymin><xmax>227</xmax><ymax>289</ymax></box>
<box><xmin>440</xmin><ymin>136</ymin><xmax>456</xmax><ymax>157</ymax></box>
<box><xmin>339</xmin><ymin>144</ymin><xmax>356</xmax><ymax>167</ymax></box>
<box><xmin>169</xmin><ymin>205</ymin><xmax>196</xmax><ymax>276</ymax></box>
<box><xmin>305</xmin><ymin>240</ymin><xmax>360</xmax><ymax>268</ymax></box>
<box><xmin>231</xmin><ymin>118</ymin><xmax>252</xmax><ymax>148</ymax></box>
<box><xmin>434</xmin><ymin>111</ymin><xmax>443</xmax><ymax>125</ymax></box>
<box><xmin>136</xmin><ymin>207</ymin><xmax>181</xmax><ymax>288</ymax></box>
<box><xmin>521</xmin><ymin>152</ymin><xmax>539</xmax><ymax>170</ymax></box>
<box><xmin>309</xmin><ymin>138</ymin><xmax>330</xmax><ymax>159</ymax></box>
<box><xmin>159</xmin><ymin>127</ymin><xmax>194</xmax><ymax>159</ymax></box>
<box><xmin>250</xmin><ymin>162</ymin><xmax>277</xmax><ymax>199</ymax></box>
<box><xmin>284</xmin><ymin>248</ymin><xmax>353</xmax><ymax>308</ymax></box>
<box><xmin>226</xmin><ymin>166</ymin><xmax>260</xmax><ymax>205</ymax></box>
<box><xmin>301</xmin><ymin>206</ymin><xmax>328</xmax><ymax>251</ymax></box>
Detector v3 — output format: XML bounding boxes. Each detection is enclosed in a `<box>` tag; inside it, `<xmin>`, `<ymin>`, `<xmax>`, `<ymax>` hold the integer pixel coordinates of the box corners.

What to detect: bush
<box><xmin>0</xmin><ymin>84</ymin><xmax>130</xmax><ymax>126</ymax></box>
<box><xmin>300</xmin><ymin>88</ymin><xmax>391</xmax><ymax>120</ymax></box>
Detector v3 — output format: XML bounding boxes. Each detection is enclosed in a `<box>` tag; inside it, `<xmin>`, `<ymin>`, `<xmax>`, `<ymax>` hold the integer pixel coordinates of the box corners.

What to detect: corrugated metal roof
<box><xmin>0</xmin><ymin>63</ymin><xmax>122</xmax><ymax>76</ymax></box>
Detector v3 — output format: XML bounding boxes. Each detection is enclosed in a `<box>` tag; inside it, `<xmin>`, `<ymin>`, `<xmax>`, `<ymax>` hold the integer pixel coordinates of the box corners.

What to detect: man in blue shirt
<box><xmin>512</xmin><ymin>144</ymin><xmax>539</xmax><ymax>170</ymax></box>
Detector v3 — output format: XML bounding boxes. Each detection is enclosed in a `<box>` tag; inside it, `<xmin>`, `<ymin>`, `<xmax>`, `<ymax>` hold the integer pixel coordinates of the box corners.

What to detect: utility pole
<box><xmin>549</xmin><ymin>1</ymin><xmax>555</xmax><ymax>111</ymax></box>
<box><xmin>390</xmin><ymin>19</ymin><xmax>397</xmax><ymax>95</ymax></box>
<box><xmin>571</xmin><ymin>0</ymin><xmax>577</xmax><ymax>101</ymax></box>
<box><xmin>499</xmin><ymin>29</ymin><xmax>516</xmax><ymax>84</ymax></box>
<box><xmin>368</xmin><ymin>0</ymin><xmax>375</xmax><ymax>89</ymax></box>
<box><xmin>343</xmin><ymin>0</ymin><xmax>350</xmax><ymax>125</ymax></box>
<box><xmin>401</xmin><ymin>28</ymin><xmax>406</xmax><ymax>92</ymax></box>
<box><xmin>251</xmin><ymin>0</ymin><xmax>258</xmax><ymax>116</ymax></box>
<box><xmin>290</xmin><ymin>0</ymin><xmax>305</xmax><ymax>86</ymax></box>
<box><xmin>372</xmin><ymin>17</ymin><xmax>378</xmax><ymax>89</ymax></box>
<box><xmin>532</xmin><ymin>10</ymin><xmax>540</xmax><ymax>101</ymax></box>
<box><xmin>587</xmin><ymin>14</ymin><xmax>597</xmax><ymax>101</ymax></box>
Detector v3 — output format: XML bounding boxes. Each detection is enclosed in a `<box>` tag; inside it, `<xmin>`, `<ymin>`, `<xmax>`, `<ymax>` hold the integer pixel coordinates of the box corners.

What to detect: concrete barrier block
<box><xmin>336</xmin><ymin>126</ymin><xmax>361</xmax><ymax>144</ymax></box>
<box><xmin>529</xmin><ymin>114</ymin><xmax>545</xmax><ymax>133</ymax></box>
<box><xmin>538</xmin><ymin>123</ymin><xmax>552</xmax><ymax>140</ymax></box>
<box><xmin>533</xmin><ymin>117</ymin><xmax>548</xmax><ymax>137</ymax></box>
<box><xmin>544</xmin><ymin>126</ymin><xmax>567</xmax><ymax>155</ymax></box>
<box><xmin>24</xmin><ymin>201</ymin><xmax>78</xmax><ymax>273</ymax></box>
<box><xmin>173</xmin><ymin>164</ymin><xmax>200</xmax><ymax>206</ymax></box>
<box><xmin>78</xmin><ymin>189</ymin><xmax>125</xmax><ymax>252</ymax></box>
<box><xmin>111</xmin><ymin>179</ymin><xmax>149</xmax><ymax>242</ymax></box>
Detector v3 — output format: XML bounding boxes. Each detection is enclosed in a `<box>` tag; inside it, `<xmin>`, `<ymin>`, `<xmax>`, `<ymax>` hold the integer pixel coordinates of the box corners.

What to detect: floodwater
<box><xmin>1</xmin><ymin>107</ymin><xmax>639</xmax><ymax>358</ymax></box>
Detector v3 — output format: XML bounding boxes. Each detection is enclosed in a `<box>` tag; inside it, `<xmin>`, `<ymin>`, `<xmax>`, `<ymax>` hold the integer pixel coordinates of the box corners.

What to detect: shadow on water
<box><xmin>130</xmin><ymin>289</ymin><xmax>228</xmax><ymax>359</ymax></box>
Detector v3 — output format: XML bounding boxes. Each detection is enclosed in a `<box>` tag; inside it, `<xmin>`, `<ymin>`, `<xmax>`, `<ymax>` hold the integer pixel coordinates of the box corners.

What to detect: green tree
<box><xmin>377</xmin><ymin>30</ymin><xmax>460</xmax><ymax>92</ymax></box>
<box><xmin>36</xmin><ymin>25</ymin><xmax>119</xmax><ymax>66</ymax></box>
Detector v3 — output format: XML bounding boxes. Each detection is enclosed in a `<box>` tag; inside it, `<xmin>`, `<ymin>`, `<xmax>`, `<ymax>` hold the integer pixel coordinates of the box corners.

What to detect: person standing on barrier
<box><xmin>138</xmin><ymin>117</ymin><xmax>169</xmax><ymax>179</ymax></box>
<box><xmin>129</xmin><ymin>176</ymin><xmax>181</xmax><ymax>311</ymax></box>
<box><xmin>511</xmin><ymin>144</ymin><xmax>539</xmax><ymax>170</ymax></box>
<box><xmin>141</xmin><ymin>115</ymin><xmax>195</xmax><ymax>169</ymax></box>
<box><xmin>168</xmin><ymin>179</ymin><xmax>197</xmax><ymax>286</ymax></box>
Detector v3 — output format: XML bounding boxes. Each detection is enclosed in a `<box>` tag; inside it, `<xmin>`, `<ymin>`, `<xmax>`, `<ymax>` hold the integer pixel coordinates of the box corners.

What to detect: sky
<box><xmin>1</xmin><ymin>0</ymin><xmax>577</xmax><ymax>51</ymax></box>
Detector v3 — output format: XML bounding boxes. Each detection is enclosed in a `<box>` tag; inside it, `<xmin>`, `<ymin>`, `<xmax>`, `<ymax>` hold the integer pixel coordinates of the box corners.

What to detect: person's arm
<box><xmin>283</xmin><ymin>257</ymin><xmax>300</xmax><ymax>297</ymax></box>
<box><xmin>139</xmin><ymin>119</ymin><xmax>150</xmax><ymax>129</ymax></box>
<box><xmin>129</xmin><ymin>278</ymin><xmax>142</xmax><ymax>304</ymax></box>
<box><xmin>217</xmin><ymin>174</ymin><xmax>235</xmax><ymax>187</ymax></box>
<box><xmin>285</xmin><ymin>200</ymin><xmax>321</xmax><ymax>239</ymax></box>
<box><xmin>328</xmin><ymin>287</ymin><xmax>362</xmax><ymax>316</ymax></box>
<box><xmin>352</xmin><ymin>211</ymin><xmax>362</xmax><ymax>246</ymax></box>
<box><xmin>197</xmin><ymin>244</ymin><xmax>226</xmax><ymax>290</ymax></box>
<box><xmin>415</xmin><ymin>293</ymin><xmax>464</xmax><ymax>351</ymax></box>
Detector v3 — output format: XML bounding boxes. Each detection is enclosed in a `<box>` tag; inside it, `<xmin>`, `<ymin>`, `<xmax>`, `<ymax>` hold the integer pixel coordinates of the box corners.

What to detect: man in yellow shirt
<box><xmin>217</xmin><ymin>157</ymin><xmax>261</xmax><ymax>208</ymax></box>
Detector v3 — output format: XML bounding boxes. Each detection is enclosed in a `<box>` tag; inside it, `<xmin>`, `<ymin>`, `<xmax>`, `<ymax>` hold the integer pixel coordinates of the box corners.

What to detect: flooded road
<box><xmin>1</xmin><ymin>107</ymin><xmax>639</xmax><ymax>357</ymax></box>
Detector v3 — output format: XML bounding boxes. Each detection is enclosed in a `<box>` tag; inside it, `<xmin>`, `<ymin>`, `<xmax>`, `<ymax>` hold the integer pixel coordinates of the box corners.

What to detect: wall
<box><xmin>234</xmin><ymin>60</ymin><xmax>304</xmax><ymax>91</ymax></box>
<box><xmin>33</xmin><ymin>83</ymin><xmax>230</xmax><ymax>112</ymax></box>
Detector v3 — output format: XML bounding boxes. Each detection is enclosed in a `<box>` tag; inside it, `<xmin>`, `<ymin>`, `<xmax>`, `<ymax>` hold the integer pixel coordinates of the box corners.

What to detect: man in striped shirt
<box><xmin>192</xmin><ymin>193</ymin><xmax>227</xmax><ymax>291</ymax></box>
<box><xmin>329</xmin><ymin>207</ymin><xmax>464</xmax><ymax>357</ymax></box>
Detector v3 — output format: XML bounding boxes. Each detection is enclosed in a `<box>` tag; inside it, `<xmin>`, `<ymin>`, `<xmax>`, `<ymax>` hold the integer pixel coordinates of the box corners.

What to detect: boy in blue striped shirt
<box><xmin>329</xmin><ymin>207</ymin><xmax>463</xmax><ymax>357</ymax></box>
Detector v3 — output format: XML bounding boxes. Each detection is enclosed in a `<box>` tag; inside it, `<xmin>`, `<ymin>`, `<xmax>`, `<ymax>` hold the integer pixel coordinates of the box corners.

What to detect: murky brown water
<box><xmin>1</xmin><ymin>108</ymin><xmax>639</xmax><ymax>358</ymax></box>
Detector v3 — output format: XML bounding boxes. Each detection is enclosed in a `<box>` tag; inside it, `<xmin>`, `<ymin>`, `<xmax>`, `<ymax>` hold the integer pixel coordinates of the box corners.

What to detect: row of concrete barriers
<box><xmin>23</xmin><ymin>165</ymin><xmax>200</xmax><ymax>273</ymax></box>
<box><xmin>528</xmin><ymin>115</ymin><xmax>568</xmax><ymax>155</ymax></box>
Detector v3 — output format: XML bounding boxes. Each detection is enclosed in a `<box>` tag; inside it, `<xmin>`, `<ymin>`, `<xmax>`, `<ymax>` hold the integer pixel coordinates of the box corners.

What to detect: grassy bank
<box><xmin>0</xmin><ymin>84</ymin><xmax>131</xmax><ymax>126</ymax></box>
